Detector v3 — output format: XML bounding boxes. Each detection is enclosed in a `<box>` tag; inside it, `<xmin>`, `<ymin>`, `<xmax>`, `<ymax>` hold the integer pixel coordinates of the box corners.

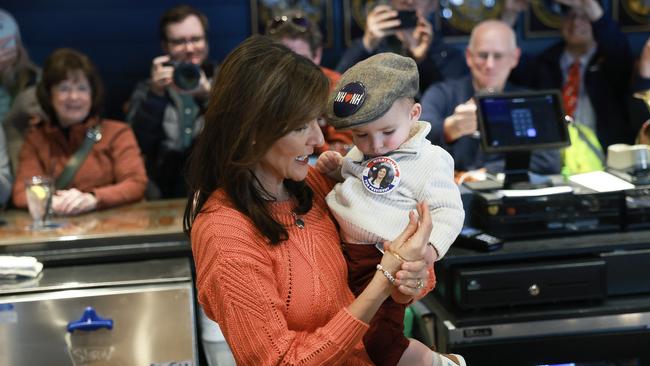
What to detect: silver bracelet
<box><xmin>376</xmin><ymin>264</ymin><xmax>396</xmax><ymax>285</ymax></box>
<box><xmin>427</xmin><ymin>242</ymin><xmax>440</xmax><ymax>259</ymax></box>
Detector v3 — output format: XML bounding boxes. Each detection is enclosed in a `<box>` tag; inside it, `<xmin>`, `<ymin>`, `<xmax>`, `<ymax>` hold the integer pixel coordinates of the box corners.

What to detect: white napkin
<box><xmin>0</xmin><ymin>256</ymin><xmax>44</xmax><ymax>278</ymax></box>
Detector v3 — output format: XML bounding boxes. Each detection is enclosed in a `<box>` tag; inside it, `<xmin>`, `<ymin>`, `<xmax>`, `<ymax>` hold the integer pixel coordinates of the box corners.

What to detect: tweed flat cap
<box><xmin>328</xmin><ymin>52</ymin><xmax>419</xmax><ymax>129</ymax></box>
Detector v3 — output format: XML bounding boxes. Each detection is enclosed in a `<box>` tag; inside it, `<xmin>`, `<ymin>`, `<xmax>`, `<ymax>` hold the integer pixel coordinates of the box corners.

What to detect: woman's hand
<box><xmin>52</xmin><ymin>188</ymin><xmax>98</xmax><ymax>216</ymax></box>
<box><xmin>376</xmin><ymin>201</ymin><xmax>432</xmax><ymax>298</ymax></box>
<box><xmin>390</xmin><ymin>250</ymin><xmax>429</xmax><ymax>299</ymax></box>
<box><xmin>388</xmin><ymin>201</ymin><xmax>432</xmax><ymax>261</ymax></box>
<box><xmin>350</xmin><ymin>201</ymin><xmax>432</xmax><ymax>322</ymax></box>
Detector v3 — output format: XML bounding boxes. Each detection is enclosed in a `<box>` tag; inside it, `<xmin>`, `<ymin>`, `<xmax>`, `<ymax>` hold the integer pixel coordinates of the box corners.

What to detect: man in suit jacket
<box><xmin>505</xmin><ymin>0</ymin><xmax>636</xmax><ymax>149</ymax></box>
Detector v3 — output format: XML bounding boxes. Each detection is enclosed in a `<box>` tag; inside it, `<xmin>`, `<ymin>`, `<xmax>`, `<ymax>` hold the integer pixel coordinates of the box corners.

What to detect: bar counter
<box><xmin>0</xmin><ymin>199</ymin><xmax>189</xmax><ymax>264</ymax></box>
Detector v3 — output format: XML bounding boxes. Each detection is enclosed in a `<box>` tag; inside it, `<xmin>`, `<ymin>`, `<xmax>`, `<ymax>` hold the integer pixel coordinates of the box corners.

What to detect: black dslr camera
<box><xmin>163</xmin><ymin>61</ymin><xmax>202</xmax><ymax>91</ymax></box>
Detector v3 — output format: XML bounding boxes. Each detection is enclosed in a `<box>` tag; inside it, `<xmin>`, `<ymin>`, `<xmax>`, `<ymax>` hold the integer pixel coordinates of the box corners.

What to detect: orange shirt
<box><xmin>192</xmin><ymin>168</ymin><xmax>372</xmax><ymax>365</ymax></box>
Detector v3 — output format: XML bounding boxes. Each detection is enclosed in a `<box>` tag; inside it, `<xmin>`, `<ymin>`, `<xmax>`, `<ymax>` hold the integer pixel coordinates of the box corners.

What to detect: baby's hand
<box><xmin>315</xmin><ymin>151</ymin><xmax>343</xmax><ymax>174</ymax></box>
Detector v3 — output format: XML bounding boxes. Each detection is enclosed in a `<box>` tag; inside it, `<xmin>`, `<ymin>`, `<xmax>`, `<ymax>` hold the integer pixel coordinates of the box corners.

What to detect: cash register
<box><xmin>464</xmin><ymin>90</ymin><xmax>623</xmax><ymax>239</ymax></box>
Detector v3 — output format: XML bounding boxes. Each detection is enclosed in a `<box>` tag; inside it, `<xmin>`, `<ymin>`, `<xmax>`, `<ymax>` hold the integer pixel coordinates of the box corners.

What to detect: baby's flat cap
<box><xmin>328</xmin><ymin>52</ymin><xmax>418</xmax><ymax>129</ymax></box>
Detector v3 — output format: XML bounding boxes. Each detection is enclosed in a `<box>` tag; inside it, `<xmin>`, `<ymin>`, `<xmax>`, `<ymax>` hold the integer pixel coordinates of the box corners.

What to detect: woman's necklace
<box><xmin>291</xmin><ymin>211</ymin><xmax>305</xmax><ymax>229</ymax></box>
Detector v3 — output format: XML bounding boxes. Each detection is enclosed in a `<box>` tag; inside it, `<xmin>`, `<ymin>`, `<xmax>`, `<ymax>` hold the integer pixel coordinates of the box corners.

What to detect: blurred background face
<box><xmin>51</xmin><ymin>70</ymin><xmax>92</xmax><ymax>127</ymax></box>
<box><xmin>163</xmin><ymin>14</ymin><xmax>208</xmax><ymax>65</ymax></box>
<box><xmin>280</xmin><ymin>37</ymin><xmax>320</xmax><ymax>65</ymax></box>
<box><xmin>466</xmin><ymin>24</ymin><xmax>520</xmax><ymax>92</ymax></box>
<box><xmin>561</xmin><ymin>11</ymin><xmax>594</xmax><ymax>48</ymax></box>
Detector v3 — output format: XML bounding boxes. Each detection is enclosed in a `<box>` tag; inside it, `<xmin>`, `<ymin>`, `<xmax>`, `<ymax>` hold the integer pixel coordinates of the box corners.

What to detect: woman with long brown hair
<box><xmin>184</xmin><ymin>35</ymin><xmax>432</xmax><ymax>365</ymax></box>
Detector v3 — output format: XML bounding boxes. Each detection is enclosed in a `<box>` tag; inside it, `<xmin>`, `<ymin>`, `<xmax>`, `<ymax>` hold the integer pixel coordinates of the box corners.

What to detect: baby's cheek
<box><xmin>386</xmin><ymin>136</ymin><xmax>403</xmax><ymax>151</ymax></box>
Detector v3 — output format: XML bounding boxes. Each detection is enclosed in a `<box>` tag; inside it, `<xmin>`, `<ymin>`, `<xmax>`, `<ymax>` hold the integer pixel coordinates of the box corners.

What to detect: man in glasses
<box><xmin>266</xmin><ymin>12</ymin><xmax>354</xmax><ymax>156</ymax></box>
<box><xmin>336</xmin><ymin>0</ymin><xmax>468</xmax><ymax>94</ymax></box>
<box><xmin>126</xmin><ymin>5</ymin><xmax>216</xmax><ymax>198</ymax></box>
<box><xmin>419</xmin><ymin>20</ymin><xmax>561</xmax><ymax>175</ymax></box>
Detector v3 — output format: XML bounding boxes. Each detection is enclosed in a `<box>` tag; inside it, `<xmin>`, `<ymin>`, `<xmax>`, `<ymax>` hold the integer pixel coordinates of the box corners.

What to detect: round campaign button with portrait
<box><xmin>361</xmin><ymin>156</ymin><xmax>401</xmax><ymax>195</ymax></box>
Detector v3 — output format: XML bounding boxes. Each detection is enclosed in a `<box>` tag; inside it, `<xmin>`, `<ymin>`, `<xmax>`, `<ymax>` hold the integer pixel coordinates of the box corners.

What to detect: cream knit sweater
<box><xmin>326</xmin><ymin>121</ymin><xmax>464</xmax><ymax>258</ymax></box>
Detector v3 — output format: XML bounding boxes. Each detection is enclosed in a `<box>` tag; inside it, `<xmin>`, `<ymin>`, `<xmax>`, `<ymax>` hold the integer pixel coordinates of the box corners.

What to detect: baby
<box><xmin>316</xmin><ymin>53</ymin><xmax>465</xmax><ymax>366</ymax></box>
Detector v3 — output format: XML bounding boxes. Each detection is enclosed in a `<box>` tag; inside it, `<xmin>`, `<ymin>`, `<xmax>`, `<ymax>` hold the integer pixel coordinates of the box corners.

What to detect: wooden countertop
<box><xmin>0</xmin><ymin>199</ymin><xmax>186</xmax><ymax>247</ymax></box>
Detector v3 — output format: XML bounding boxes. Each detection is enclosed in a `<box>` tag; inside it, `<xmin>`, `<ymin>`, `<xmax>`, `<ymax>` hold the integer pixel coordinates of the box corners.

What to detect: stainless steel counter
<box><xmin>0</xmin><ymin>200</ymin><xmax>198</xmax><ymax>365</ymax></box>
<box><xmin>0</xmin><ymin>258</ymin><xmax>197</xmax><ymax>365</ymax></box>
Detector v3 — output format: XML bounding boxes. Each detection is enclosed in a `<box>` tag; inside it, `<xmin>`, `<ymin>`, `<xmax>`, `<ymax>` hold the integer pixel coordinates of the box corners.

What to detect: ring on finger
<box><xmin>415</xmin><ymin>278</ymin><xmax>424</xmax><ymax>289</ymax></box>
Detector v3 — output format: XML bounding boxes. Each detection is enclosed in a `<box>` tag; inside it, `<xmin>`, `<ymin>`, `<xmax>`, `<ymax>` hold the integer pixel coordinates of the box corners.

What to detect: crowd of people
<box><xmin>1</xmin><ymin>1</ymin><xmax>648</xmax><ymax>209</ymax></box>
<box><xmin>1</xmin><ymin>1</ymin><xmax>650</xmax><ymax>365</ymax></box>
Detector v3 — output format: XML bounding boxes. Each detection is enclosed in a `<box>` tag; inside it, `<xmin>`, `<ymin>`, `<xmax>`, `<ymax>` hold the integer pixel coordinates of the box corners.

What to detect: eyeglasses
<box><xmin>470</xmin><ymin>51</ymin><xmax>509</xmax><ymax>63</ymax></box>
<box><xmin>167</xmin><ymin>35</ymin><xmax>205</xmax><ymax>47</ymax></box>
<box><xmin>267</xmin><ymin>14</ymin><xmax>310</xmax><ymax>34</ymax></box>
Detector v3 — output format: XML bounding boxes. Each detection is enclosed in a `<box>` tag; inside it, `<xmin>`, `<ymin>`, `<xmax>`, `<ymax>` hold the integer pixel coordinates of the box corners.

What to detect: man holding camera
<box><xmin>126</xmin><ymin>5</ymin><xmax>216</xmax><ymax>198</ymax></box>
<box><xmin>336</xmin><ymin>0</ymin><xmax>467</xmax><ymax>94</ymax></box>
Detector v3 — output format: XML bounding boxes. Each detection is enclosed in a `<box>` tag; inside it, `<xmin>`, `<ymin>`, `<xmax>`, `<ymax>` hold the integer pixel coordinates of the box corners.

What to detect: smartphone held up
<box><xmin>395</xmin><ymin>10</ymin><xmax>418</xmax><ymax>29</ymax></box>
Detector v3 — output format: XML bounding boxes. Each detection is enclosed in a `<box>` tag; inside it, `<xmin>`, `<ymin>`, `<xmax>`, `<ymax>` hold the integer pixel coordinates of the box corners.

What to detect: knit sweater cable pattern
<box><xmin>192</xmin><ymin>169</ymin><xmax>373</xmax><ymax>365</ymax></box>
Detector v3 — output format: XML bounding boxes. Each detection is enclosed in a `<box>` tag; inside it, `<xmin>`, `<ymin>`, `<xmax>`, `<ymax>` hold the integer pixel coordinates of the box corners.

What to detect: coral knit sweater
<box><xmin>192</xmin><ymin>168</ymin><xmax>373</xmax><ymax>365</ymax></box>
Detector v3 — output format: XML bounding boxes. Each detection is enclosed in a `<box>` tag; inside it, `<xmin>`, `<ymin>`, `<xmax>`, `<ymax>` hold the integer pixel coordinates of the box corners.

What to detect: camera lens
<box><xmin>173</xmin><ymin>62</ymin><xmax>201</xmax><ymax>91</ymax></box>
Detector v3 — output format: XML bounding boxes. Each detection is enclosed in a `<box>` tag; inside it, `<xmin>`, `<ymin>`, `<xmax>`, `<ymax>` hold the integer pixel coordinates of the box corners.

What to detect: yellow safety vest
<box><xmin>561</xmin><ymin>122</ymin><xmax>605</xmax><ymax>177</ymax></box>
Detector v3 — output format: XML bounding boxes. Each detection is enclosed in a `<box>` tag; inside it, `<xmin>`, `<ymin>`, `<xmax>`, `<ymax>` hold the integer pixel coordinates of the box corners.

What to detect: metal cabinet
<box><xmin>0</xmin><ymin>258</ymin><xmax>197</xmax><ymax>366</ymax></box>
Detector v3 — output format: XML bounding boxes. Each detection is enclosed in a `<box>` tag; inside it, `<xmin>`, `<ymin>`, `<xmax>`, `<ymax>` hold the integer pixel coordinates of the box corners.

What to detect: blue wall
<box><xmin>4</xmin><ymin>0</ymin><xmax>649</xmax><ymax>120</ymax></box>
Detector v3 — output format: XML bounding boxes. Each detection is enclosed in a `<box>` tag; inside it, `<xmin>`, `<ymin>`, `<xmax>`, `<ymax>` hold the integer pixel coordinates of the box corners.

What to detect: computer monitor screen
<box><xmin>476</xmin><ymin>90</ymin><xmax>570</xmax><ymax>153</ymax></box>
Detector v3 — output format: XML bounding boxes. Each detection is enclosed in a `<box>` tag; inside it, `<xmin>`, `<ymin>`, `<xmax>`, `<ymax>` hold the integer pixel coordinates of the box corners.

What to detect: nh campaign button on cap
<box><xmin>333</xmin><ymin>82</ymin><xmax>366</xmax><ymax>118</ymax></box>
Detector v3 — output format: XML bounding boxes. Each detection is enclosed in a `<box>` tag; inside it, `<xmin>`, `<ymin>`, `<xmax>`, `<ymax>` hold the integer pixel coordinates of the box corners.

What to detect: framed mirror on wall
<box><xmin>614</xmin><ymin>0</ymin><xmax>650</xmax><ymax>31</ymax></box>
<box><xmin>525</xmin><ymin>0</ymin><xmax>608</xmax><ymax>38</ymax></box>
<box><xmin>250</xmin><ymin>0</ymin><xmax>335</xmax><ymax>47</ymax></box>
<box><xmin>438</xmin><ymin>0</ymin><xmax>503</xmax><ymax>41</ymax></box>
<box><xmin>525</xmin><ymin>0</ymin><xmax>567</xmax><ymax>37</ymax></box>
<box><xmin>343</xmin><ymin>0</ymin><xmax>373</xmax><ymax>47</ymax></box>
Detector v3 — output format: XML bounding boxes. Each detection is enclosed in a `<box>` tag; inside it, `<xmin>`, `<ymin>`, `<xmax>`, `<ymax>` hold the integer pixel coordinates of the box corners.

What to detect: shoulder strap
<box><xmin>55</xmin><ymin>125</ymin><xmax>103</xmax><ymax>190</ymax></box>
<box><xmin>573</xmin><ymin>122</ymin><xmax>605</xmax><ymax>163</ymax></box>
